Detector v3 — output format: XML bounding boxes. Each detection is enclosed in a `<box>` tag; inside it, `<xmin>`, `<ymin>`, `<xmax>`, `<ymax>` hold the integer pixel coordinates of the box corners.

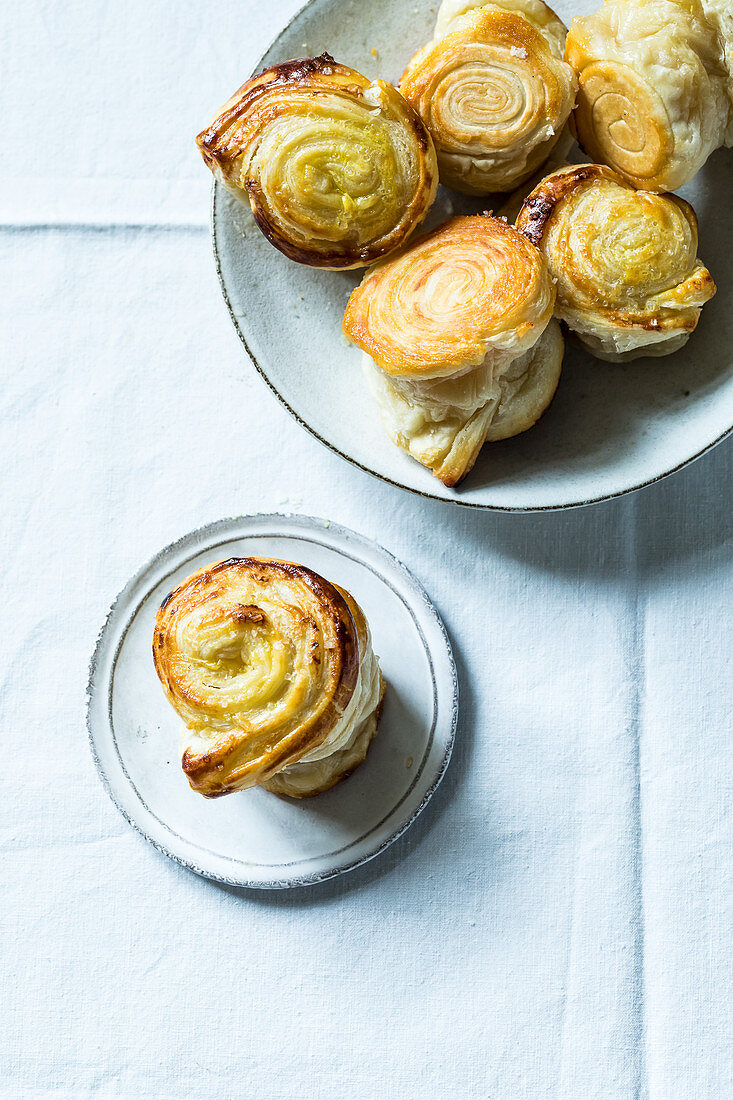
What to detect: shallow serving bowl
<box><xmin>211</xmin><ymin>0</ymin><xmax>733</xmax><ymax>511</ymax></box>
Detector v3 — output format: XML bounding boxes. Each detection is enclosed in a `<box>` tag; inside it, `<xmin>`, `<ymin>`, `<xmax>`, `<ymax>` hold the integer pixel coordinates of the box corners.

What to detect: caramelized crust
<box><xmin>343</xmin><ymin>214</ymin><xmax>555</xmax><ymax>378</ymax></box>
<box><xmin>400</xmin><ymin>3</ymin><xmax>577</xmax><ymax>193</ymax></box>
<box><xmin>516</xmin><ymin>164</ymin><xmax>717</xmax><ymax>360</ymax></box>
<box><xmin>517</xmin><ymin>161</ymin><xmax>615</xmax><ymax>246</ymax></box>
<box><xmin>153</xmin><ymin>557</ymin><xmax>382</xmax><ymax>798</ymax></box>
<box><xmin>435</xmin><ymin>0</ymin><xmax>568</xmax><ymax>53</ymax></box>
<box><xmin>197</xmin><ymin>54</ymin><xmax>438</xmax><ymax>268</ymax></box>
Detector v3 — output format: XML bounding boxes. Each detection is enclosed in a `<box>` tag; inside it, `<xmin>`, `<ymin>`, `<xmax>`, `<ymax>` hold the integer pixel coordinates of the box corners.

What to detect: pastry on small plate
<box><xmin>153</xmin><ymin>557</ymin><xmax>384</xmax><ymax>798</ymax></box>
<box><xmin>343</xmin><ymin>214</ymin><xmax>562</xmax><ymax>486</ymax></box>
<box><xmin>400</xmin><ymin>0</ymin><xmax>577</xmax><ymax>193</ymax></box>
<box><xmin>196</xmin><ymin>54</ymin><xmax>438</xmax><ymax>268</ymax></box>
<box><xmin>516</xmin><ymin>163</ymin><xmax>717</xmax><ymax>361</ymax></box>
<box><xmin>565</xmin><ymin>0</ymin><xmax>733</xmax><ymax>192</ymax></box>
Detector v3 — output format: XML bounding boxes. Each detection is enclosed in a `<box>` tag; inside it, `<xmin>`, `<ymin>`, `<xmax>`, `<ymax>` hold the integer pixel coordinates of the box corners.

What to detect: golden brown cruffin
<box><xmin>515</xmin><ymin>163</ymin><xmax>717</xmax><ymax>361</ymax></box>
<box><xmin>196</xmin><ymin>54</ymin><xmax>438</xmax><ymax>269</ymax></box>
<box><xmin>153</xmin><ymin>557</ymin><xmax>384</xmax><ymax>799</ymax></box>
<box><xmin>565</xmin><ymin>0</ymin><xmax>733</xmax><ymax>193</ymax></box>
<box><xmin>343</xmin><ymin>214</ymin><xmax>560</xmax><ymax>486</ymax></box>
<box><xmin>399</xmin><ymin>0</ymin><xmax>577</xmax><ymax>194</ymax></box>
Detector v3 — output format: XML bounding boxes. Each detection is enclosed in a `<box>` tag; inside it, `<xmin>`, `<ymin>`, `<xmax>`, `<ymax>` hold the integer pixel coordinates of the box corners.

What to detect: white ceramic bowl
<box><xmin>211</xmin><ymin>0</ymin><xmax>733</xmax><ymax>511</ymax></box>
<box><xmin>87</xmin><ymin>515</ymin><xmax>458</xmax><ymax>888</ymax></box>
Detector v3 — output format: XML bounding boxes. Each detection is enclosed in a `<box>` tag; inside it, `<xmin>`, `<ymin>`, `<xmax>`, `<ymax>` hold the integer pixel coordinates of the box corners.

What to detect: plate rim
<box><xmin>209</xmin><ymin>0</ymin><xmax>733</xmax><ymax>513</ymax></box>
<box><xmin>86</xmin><ymin>513</ymin><xmax>459</xmax><ymax>889</ymax></box>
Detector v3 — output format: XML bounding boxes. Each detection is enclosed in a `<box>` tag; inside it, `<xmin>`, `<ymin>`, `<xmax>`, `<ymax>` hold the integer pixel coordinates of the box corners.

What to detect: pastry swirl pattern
<box><xmin>344</xmin><ymin>215</ymin><xmax>561</xmax><ymax>484</ymax></box>
<box><xmin>565</xmin><ymin>0</ymin><xmax>733</xmax><ymax>192</ymax></box>
<box><xmin>344</xmin><ymin>214</ymin><xmax>555</xmax><ymax>377</ymax></box>
<box><xmin>153</xmin><ymin>557</ymin><xmax>383</xmax><ymax>798</ymax></box>
<box><xmin>516</xmin><ymin>163</ymin><xmax>717</xmax><ymax>360</ymax></box>
<box><xmin>196</xmin><ymin>54</ymin><xmax>438</xmax><ymax>268</ymax></box>
<box><xmin>400</xmin><ymin>1</ymin><xmax>577</xmax><ymax>193</ymax></box>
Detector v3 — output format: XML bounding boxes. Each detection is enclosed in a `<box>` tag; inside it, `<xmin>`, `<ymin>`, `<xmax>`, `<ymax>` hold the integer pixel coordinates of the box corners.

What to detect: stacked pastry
<box><xmin>197</xmin><ymin>54</ymin><xmax>438</xmax><ymax>268</ymax></box>
<box><xmin>515</xmin><ymin>164</ymin><xmax>717</xmax><ymax>360</ymax></box>
<box><xmin>153</xmin><ymin>558</ymin><xmax>384</xmax><ymax>798</ymax></box>
<box><xmin>343</xmin><ymin>215</ymin><xmax>563</xmax><ymax>485</ymax></box>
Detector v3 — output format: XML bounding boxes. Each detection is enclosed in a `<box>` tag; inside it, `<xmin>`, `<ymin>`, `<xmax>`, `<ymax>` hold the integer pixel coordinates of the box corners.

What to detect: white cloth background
<box><xmin>2</xmin><ymin>1</ymin><xmax>732</xmax><ymax>1097</ymax></box>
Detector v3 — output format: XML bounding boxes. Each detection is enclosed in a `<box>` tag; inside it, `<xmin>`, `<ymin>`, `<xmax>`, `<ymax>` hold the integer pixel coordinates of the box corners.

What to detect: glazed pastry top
<box><xmin>516</xmin><ymin>163</ymin><xmax>717</xmax><ymax>358</ymax></box>
<box><xmin>153</xmin><ymin>557</ymin><xmax>380</xmax><ymax>797</ymax></box>
<box><xmin>343</xmin><ymin>214</ymin><xmax>556</xmax><ymax>379</ymax></box>
<box><xmin>197</xmin><ymin>54</ymin><xmax>438</xmax><ymax>268</ymax></box>
<box><xmin>565</xmin><ymin>0</ymin><xmax>732</xmax><ymax>191</ymax></box>
<box><xmin>434</xmin><ymin>0</ymin><xmax>568</xmax><ymax>55</ymax></box>
<box><xmin>400</xmin><ymin>2</ymin><xmax>577</xmax><ymax>193</ymax></box>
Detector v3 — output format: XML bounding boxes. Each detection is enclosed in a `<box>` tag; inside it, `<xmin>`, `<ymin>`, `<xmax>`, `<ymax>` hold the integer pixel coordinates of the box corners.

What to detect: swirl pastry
<box><xmin>516</xmin><ymin>164</ymin><xmax>717</xmax><ymax>361</ymax></box>
<box><xmin>196</xmin><ymin>54</ymin><xmax>438</xmax><ymax>268</ymax></box>
<box><xmin>399</xmin><ymin>2</ymin><xmax>577</xmax><ymax>194</ymax></box>
<box><xmin>343</xmin><ymin>215</ymin><xmax>560</xmax><ymax>486</ymax></box>
<box><xmin>153</xmin><ymin>558</ymin><xmax>384</xmax><ymax>798</ymax></box>
<box><xmin>565</xmin><ymin>0</ymin><xmax>733</xmax><ymax>193</ymax></box>
<box><xmin>435</xmin><ymin>0</ymin><xmax>567</xmax><ymax>52</ymax></box>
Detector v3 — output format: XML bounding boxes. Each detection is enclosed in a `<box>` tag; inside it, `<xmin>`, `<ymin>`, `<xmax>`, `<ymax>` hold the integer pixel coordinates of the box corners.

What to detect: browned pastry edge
<box><xmin>243</xmin><ymin>168</ymin><xmax>428</xmax><ymax>270</ymax></box>
<box><xmin>196</xmin><ymin>54</ymin><xmax>437</xmax><ymax>269</ymax></box>
<box><xmin>515</xmin><ymin>163</ymin><xmax>715</xmax><ymax>335</ymax></box>
<box><xmin>153</xmin><ymin>556</ymin><xmax>361</xmax><ymax>797</ymax></box>
<box><xmin>196</xmin><ymin>54</ymin><xmax>342</xmax><ymax>175</ymax></box>
<box><xmin>246</xmin><ymin>58</ymin><xmax>432</xmax><ymax>269</ymax></box>
<box><xmin>515</xmin><ymin>162</ymin><xmax>620</xmax><ymax>246</ymax></box>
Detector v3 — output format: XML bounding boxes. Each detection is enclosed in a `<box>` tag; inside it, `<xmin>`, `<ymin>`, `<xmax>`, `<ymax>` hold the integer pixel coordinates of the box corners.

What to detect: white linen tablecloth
<box><xmin>2</xmin><ymin>1</ymin><xmax>731</xmax><ymax>1096</ymax></box>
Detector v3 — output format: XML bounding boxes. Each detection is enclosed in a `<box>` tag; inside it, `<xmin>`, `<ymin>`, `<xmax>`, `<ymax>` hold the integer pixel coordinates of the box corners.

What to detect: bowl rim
<box><xmin>209</xmin><ymin>0</ymin><xmax>733</xmax><ymax>513</ymax></box>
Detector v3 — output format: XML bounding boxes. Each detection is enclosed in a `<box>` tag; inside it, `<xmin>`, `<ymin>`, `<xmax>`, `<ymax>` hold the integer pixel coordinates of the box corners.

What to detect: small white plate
<box><xmin>211</xmin><ymin>0</ymin><xmax>733</xmax><ymax>511</ymax></box>
<box><xmin>87</xmin><ymin>515</ymin><xmax>458</xmax><ymax>889</ymax></box>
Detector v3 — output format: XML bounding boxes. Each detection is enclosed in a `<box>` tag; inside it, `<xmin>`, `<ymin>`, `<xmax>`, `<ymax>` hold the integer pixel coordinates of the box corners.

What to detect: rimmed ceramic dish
<box><xmin>211</xmin><ymin>0</ymin><xmax>733</xmax><ymax>512</ymax></box>
<box><xmin>87</xmin><ymin>515</ymin><xmax>458</xmax><ymax>889</ymax></box>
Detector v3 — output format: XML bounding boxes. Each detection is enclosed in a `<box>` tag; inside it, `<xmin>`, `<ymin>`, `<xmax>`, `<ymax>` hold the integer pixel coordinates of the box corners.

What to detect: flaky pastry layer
<box><xmin>516</xmin><ymin>163</ymin><xmax>716</xmax><ymax>361</ymax></box>
<box><xmin>364</xmin><ymin>318</ymin><xmax>563</xmax><ymax>485</ymax></box>
<box><xmin>565</xmin><ymin>0</ymin><xmax>733</xmax><ymax>192</ymax></box>
<box><xmin>435</xmin><ymin>0</ymin><xmax>568</xmax><ymax>54</ymax></box>
<box><xmin>343</xmin><ymin>214</ymin><xmax>555</xmax><ymax>379</ymax></box>
<box><xmin>264</xmin><ymin>671</ymin><xmax>385</xmax><ymax>797</ymax></box>
<box><xmin>196</xmin><ymin>54</ymin><xmax>438</xmax><ymax>268</ymax></box>
<box><xmin>400</xmin><ymin>2</ymin><xmax>577</xmax><ymax>193</ymax></box>
<box><xmin>153</xmin><ymin>558</ymin><xmax>382</xmax><ymax>798</ymax></box>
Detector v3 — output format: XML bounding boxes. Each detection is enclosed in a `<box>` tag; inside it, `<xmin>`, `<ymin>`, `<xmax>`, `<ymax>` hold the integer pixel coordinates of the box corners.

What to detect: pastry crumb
<box><xmin>406</xmin><ymin>756</ymin><xmax>414</xmax><ymax>769</ymax></box>
<box><xmin>371</xmin><ymin>47</ymin><xmax>379</xmax><ymax>58</ymax></box>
